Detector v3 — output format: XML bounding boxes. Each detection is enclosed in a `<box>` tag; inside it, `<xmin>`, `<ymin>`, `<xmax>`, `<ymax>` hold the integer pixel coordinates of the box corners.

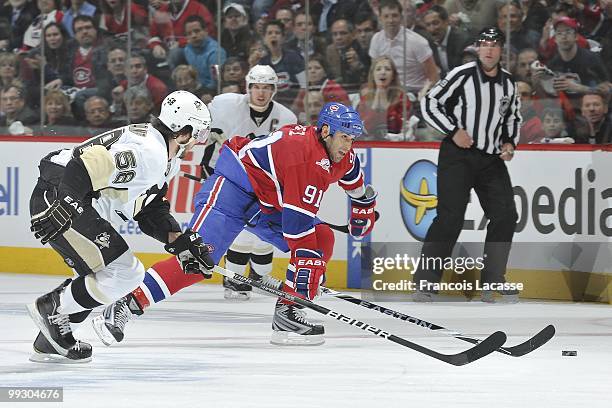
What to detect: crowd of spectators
<box><xmin>0</xmin><ymin>0</ymin><xmax>610</xmax><ymax>143</ymax></box>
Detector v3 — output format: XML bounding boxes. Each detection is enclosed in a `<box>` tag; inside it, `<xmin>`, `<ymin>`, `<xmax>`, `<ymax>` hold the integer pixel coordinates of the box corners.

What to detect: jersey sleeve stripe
<box><xmin>245</xmin><ymin>148</ymin><xmax>284</xmax><ymax>207</ymax></box>
<box><xmin>283</xmin><ymin>203</ymin><xmax>316</xmax><ymax>218</ymax></box>
<box><xmin>296</xmin><ymin>248</ymin><xmax>321</xmax><ymax>257</ymax></box>
<box><xmin>283</xmin><ymin>206</ymin><xmax>315</xmax><ymax>236</ymax></box>
<box><xmin>340</xmin><ymin>160</ymin><xmax>360</xmax><ymax>183</ymax></box>
<box><xmin>267</xmin><ymin>145</ymin><xmax>284</xmax><ymax>207</ymax></box>
<box><xmin>283</xmin><ymin>227</ymin><xmax>316</xmax><ymax>239</ymax></box>
<box><xmin>192</xmin><ymin>176</ymin><xmax>225</xmax><ymax>231</ymax></box>
<box><xmin>248</xmin><ymin>145</ymin><xmax>272</xmax><ymax>174</ymax></box>
<box><xmin>146</xmin><ymin>268</ymin><xmax>171</xmax><ymax>298</ymax></box>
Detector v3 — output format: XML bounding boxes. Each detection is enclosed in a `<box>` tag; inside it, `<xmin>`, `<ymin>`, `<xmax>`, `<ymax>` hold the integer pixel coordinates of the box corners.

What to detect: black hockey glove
<box><xmin>31</xmin><ymin>194</ymin><xmax>84</xmax><ymax>244</ymax></box>
<box><xmin>164</xmin><ymin>229</ymin><xmax>214</xmax><ymax>278</ymax></box>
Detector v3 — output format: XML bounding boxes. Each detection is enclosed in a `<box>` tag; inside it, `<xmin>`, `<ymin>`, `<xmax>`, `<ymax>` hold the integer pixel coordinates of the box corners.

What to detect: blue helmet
<box><xmin>317</xmin><ymin>102</ymin><xmax>363</xmax><ymax>137</ymax></box>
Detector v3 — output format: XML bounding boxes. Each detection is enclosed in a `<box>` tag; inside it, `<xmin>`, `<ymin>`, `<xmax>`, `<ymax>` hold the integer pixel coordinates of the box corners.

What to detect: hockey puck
<box><xmin>562</xmin><ymin>350</ymin><xmax>577</xmax><ymax>356</ymax></box>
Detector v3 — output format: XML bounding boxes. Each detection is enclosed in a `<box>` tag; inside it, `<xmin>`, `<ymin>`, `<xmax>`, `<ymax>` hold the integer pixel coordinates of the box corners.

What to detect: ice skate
<box><xmin>413</xmin><ymin>290</ymin><xmax>435</xmax><ymax>302</ymax></box>
<box><xmin>481</xmin><ymin>288</ymin><xmax>519</xmax><ymax>304</ymax></box>
<box><xmin>223</xmin><ymin>276</ymin><xmax>253</xmax><ymax>300</ymax></box>
<box><xmin>92</xmin><ymin>295</ymin><xmax>140</xmax><ymax>346</ymax></box>
<box><xmin>29</xmin><ymin>332</ymin><xmax>92</xmax><ymax>364</ymax></box>
<box><xmin>26</xmin><ymin>280</ymin><xmax>82</xmax><ymax>357</ymax></box>
<box><xmin>271</xmin><ymin>299</ymin><xmax>325</xmax><ymax>346</ymax></box>
<box><xmin>249</xmin><ymin>269</ymin><xmax>283</xmax><ymax>294</ymax></box>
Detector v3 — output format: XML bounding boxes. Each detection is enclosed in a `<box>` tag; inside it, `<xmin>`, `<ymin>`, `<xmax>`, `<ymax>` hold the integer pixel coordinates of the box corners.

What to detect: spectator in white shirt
<box><xmin>368</xmin><ymin>0</ymin><xmax>439</xmax><ymax>95</ymax></box>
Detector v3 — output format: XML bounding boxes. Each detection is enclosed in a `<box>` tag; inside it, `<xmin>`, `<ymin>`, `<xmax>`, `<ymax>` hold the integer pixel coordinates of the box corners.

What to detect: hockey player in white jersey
<box><xmin>205</xmin><ymin>65</ymin><xmax>297</xmax><ymax>300</ymax></box>
<box><xmin>26</xmin><ymin>91</ymin><xmax>215</xmax><ymax>363</ymax></box>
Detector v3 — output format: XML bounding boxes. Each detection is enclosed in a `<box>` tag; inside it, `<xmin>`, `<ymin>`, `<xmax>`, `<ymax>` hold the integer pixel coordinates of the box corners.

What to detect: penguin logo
<box><xmin>499</xmin><ymin>96</ymin><xmax>511</xmax><ymax>116</ymax></box>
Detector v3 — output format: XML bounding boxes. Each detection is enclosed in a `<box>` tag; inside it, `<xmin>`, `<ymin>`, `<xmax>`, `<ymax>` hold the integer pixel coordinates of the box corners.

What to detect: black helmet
<box><xmin>477</xmin><ymin>26</ymin><xmax>505</xmax><ymax>46</ymax></box>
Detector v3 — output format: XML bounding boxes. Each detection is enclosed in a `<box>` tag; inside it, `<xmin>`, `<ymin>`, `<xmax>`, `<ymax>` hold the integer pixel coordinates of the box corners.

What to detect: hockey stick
<box><xmin>320</xmin><ymin>287</ymin><xmax>555</xmax><ymax>357</ymax></box>
<box><xmin>213</xmin><ymin>265</ymin><xmax>506</xmax><ymax>366</ymax></box>
<box><xmin>182</xmin><ymin>164</ymin><xmax>211</xmax><ymax>183</ymax></box>
<box><xmin>323</xmin><ymin>211</ymin><xmax>380</xmax><ymax>234</ymax></box>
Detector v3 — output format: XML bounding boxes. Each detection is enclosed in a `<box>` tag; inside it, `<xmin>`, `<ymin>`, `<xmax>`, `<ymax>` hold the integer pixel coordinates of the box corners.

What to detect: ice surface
<box><xmin>1</xmin><ymin>273</ymin><xmax>611</xmax><ymax>408</ymax></box>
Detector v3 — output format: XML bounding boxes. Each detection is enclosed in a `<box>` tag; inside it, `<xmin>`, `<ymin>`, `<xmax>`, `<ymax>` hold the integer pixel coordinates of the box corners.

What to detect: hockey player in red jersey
<box><xmin>93</xmin><ymin>102</ymin><xmax>378</xmax><ymax>346</ymax></box>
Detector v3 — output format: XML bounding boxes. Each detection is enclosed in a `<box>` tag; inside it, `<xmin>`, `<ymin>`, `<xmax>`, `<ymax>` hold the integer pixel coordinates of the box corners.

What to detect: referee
<box><xmin>413</xmin><ymin>27</ymin><xmax>522</xmax><ymax>303</ymax></box>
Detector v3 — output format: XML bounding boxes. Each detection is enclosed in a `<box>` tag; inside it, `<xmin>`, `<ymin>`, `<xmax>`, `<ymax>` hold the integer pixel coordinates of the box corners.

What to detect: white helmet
<box><xmin>246</xmin><ymin>65</ymin><xmax>278</xmax><ymax>98</ymax></box>
<box><xmin>159</xmin><ymin>90</ymin><xmax>211</xmax><ymax>142</ymax></box>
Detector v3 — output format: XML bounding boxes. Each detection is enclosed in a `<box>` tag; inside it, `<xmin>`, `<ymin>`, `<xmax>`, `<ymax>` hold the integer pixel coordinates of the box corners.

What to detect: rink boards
<box><xmin>0</xmin><ymin>137</ymin><xmax>611</xmax><ymax>303</ymax></box>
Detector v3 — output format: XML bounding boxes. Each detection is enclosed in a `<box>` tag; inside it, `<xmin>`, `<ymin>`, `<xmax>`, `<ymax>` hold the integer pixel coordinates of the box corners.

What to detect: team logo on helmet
<box><xmin>194</xmin><ymin>100</ymin><xmax>202</xmax><ymax>110</ymax></box>
<box><xmin>329</xmin><ymin>104</ymin><xmax>339</xmax><ymax>112</ymax></box>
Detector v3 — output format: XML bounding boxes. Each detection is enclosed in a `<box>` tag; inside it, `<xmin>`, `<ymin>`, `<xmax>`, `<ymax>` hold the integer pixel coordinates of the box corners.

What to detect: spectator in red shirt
<box><xmin>117</xmin><ymin>54</ymin><xmax>169</xmax><ymax>113</ymax></box>
<box><xmin>148</xmin><ymin>0</ymin><xmax>216</xmax><ymax>68</ymax></box>
<box><xmin>99</xmin><ymin>0</ymin><xmax>148</xmax><ymax>46</ymax></box>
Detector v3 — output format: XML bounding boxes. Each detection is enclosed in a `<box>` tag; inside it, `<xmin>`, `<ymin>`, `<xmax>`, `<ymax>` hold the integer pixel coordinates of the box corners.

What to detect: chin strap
<box><xmin>175</xmin><ymin>141</ymin><xmax>189</xmax><ymax>158</ymax></box>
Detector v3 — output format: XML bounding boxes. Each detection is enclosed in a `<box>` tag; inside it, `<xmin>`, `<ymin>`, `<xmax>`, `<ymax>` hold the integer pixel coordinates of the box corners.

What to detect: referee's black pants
<box><xmin>413</xmin><ymin>139</ymin><xmax>518</xmax><ymax>289</ymax></box>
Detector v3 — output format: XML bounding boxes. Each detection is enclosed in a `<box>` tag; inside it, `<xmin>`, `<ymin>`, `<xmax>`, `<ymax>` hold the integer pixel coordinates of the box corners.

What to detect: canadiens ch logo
<box><xmin>316</xmin><ymin>158</ymin><xmax>331</xmax><ymax>172</ymax></box>
<box><xmin>329</xmin><ymin>104</ymin><xmax>339</xmax><ymax>112</ymax></box>
<box><xmin>94</xmin><ymin>232</ymin><xmax>111</xmax><ymax>249</ymax></box>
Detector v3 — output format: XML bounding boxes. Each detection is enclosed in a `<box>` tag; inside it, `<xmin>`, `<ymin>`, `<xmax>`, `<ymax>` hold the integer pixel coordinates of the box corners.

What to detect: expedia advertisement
<box><xmin>378</xmin><ymin>148</ymin><xmax>612</xmax><ymax>242</ymax></box>
<box><xmin>361</xmin><ymin>147</ymin><xmax>612</xmax><ymax>286</ymax></box>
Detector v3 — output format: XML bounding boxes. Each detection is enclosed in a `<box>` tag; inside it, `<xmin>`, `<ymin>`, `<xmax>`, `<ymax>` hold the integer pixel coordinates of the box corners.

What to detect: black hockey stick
<box><xmin>213</xmin><ymin>265</ymin><xmax>506</xmax><ymax>366</ymax></box>
<box><xmin>324</xmin><ymin>211</ymin><xmax>380</xmax><ymax>234</ymax></box>
<box><xmin>182</xmin><ymin>172</ymin><xmax>205</xmax><ymax>182</ymax></box>
<box><xmin>320</xmin><ymin>287</ymin><xmax>555</xmax><ymax>357</ymax></box>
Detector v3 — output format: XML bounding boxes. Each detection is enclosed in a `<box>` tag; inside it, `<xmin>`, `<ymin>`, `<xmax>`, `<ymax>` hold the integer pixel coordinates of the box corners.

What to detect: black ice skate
<box><xmin>92</xmin><ymin>295</ymin><xmax>140</xmax><ymax>346</ymax></box>
<box><xmin>30</xmin><ymin>331</ymin><xmax>92</xmax><ymax>364</ymax></box>
<box><xmin>223</xmin><ymin>276</ymin><xmax>253</xmax><ymax>300</ymax></box>
<box><xmin>26</xmin><ymin>280</ymin><xmax>81</xmax><ymax>357</ymax></box>
<box><xmin>271</xmin><ymin>299</ymin><xmax>325</xmax><ymax>346</ymax></box>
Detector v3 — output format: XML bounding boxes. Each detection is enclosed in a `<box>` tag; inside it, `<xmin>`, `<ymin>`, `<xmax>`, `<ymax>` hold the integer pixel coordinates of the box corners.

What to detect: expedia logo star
<box><xmin>400</xmin><ymin>160</ymin><xmax>438</xmax><ymax>241</ymax></box>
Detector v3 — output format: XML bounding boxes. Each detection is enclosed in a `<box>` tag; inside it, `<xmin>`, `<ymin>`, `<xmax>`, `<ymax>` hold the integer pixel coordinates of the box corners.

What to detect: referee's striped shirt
<box><xmin>421</xmin><ymin>60</ymin><xmax>522</xmax><ymax>154</ymax></box>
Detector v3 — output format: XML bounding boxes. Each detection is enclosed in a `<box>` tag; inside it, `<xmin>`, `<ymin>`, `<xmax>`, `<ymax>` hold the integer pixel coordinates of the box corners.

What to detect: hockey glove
<box><xmin>289</xmin><ymin>249</ymin><xmax>326</xmax><ymax>300</ymax></box>
<box><xmin>164</xmin><ymin>229</ymin><xmax>214</xmax><ymax>278</ymax></box>
<box><xmin>349</xmin><ymin>184</ymin><xmax>377</xmax><ymax>238</ymax></box>
<box><xmin>31</xmin><ymin>194</ymin><xmax>84</xmax><ymax>244</ymax></box>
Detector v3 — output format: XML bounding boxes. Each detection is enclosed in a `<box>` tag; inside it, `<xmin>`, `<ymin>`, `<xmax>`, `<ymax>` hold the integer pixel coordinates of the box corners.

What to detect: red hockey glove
<box><xmin>289</xmin><ymin>249</ymin><xmax>326</xmax><ymax>300</ymax></box>
<box><xmin>349</xmin><ymin>185</ymin><xmax>377</xmax><ymax>238</ymax></box>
